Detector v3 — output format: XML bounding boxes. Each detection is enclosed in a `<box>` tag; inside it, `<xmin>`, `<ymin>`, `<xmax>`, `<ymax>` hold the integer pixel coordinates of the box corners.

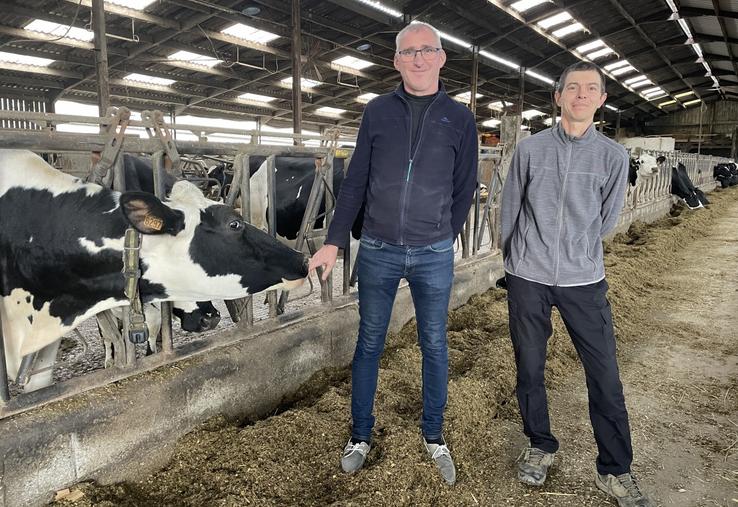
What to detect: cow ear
<box><xmin>119</xmin><ymin>191</ymin><xmax>185</xmax><ymax>235</ymax></box>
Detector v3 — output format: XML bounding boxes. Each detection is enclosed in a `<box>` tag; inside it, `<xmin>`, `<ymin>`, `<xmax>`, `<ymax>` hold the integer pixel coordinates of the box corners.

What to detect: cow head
<box><xmin>119</xmin><ymin>181</ymin><xmax>309</xmax><ymax>301</ymax></box>
<box><xmin>172</xmin><ymin>301</ymin><xmax>221</xmax><ymax>332</ymax></box>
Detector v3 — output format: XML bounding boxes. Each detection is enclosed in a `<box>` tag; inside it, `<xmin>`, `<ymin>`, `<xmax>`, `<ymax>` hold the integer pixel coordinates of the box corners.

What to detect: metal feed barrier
<box><xmin>0</xmin><ymin>108</ymin><xmax>501</xmax><ymax>416</ymax></box>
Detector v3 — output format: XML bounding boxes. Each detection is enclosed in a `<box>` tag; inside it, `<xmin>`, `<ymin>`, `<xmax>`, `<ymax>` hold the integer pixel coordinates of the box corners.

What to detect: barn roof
<box><xmin>0</xmin><ymin>0</ymin><xmax>732</xmax><ymax>134</ymax></box>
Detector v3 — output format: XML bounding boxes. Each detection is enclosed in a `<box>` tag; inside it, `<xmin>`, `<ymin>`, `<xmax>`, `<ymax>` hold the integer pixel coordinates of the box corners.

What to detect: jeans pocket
<box><xmin>360</xmin><ymin>235</ymin><xmax>384</xmax><ymax>250</ymax></box>
<box><xmin>428</xmin><ymin>237</ymin><xmax>454</xmax><ymax>253</ymax></box>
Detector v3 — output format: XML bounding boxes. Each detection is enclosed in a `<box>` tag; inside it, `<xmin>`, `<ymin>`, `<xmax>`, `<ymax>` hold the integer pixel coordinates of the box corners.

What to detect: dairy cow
<box><xmin>117</xmin><ymin>154</ymin><xmax>222</xmax><ymax>334</ymax></box>
<box><xmin>208</xmin><ymin>156</ymin><xmax>364</xmax><ymax>246</ymax></box>
<box><xmin>714</xmin><ymin>162</ymin><xmax>738</xmax><ymax>188</ymax></box>
<box><xmin>0</xmin><ymin>150</ymin><xmax>308</xmax><ymax>390</ymax></box>
<box><xmin>628</xmin><ymin>153</ymin><xmax>659</xmax><ymax>187</ymax></box>
<box><xmin>671</xmin><ymin>161</ymin><xmax>709</xmax><ymax>209</ymax></box>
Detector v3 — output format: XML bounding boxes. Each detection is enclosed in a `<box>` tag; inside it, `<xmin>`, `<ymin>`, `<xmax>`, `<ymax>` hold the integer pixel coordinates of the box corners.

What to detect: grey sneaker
<box><xmin>424</xmin><ymin>437</ymin><xmax>456</xmax><ymax>485</ymax></box>
<box><xmin>595</xmin><ymin>472</ymin><xmax>652</xmax><ymax>507</ymax></box>
<box><xmin>341</xmin><ymin>439</ymin><xmax>370</xmax><ymax>473</ymax></box>
<box><xmin>517</xmin><ymin>446</ymin><xmax>555</xmax><ymax>486</ymax></box>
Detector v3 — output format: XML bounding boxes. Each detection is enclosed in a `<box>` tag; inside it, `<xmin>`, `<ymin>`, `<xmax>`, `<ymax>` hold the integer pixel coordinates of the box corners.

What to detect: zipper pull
<box><xmin>406</xmin><ymin>159</ymin><xmax>413</xmax><ymax>182</ymax></box>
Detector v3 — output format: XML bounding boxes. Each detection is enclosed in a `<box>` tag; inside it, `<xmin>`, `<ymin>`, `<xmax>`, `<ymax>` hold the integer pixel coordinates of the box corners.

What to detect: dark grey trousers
<box><xmin>506</xmin><ymin>273</ymin><xmax>633</xmax><ymax>476</ymax></box>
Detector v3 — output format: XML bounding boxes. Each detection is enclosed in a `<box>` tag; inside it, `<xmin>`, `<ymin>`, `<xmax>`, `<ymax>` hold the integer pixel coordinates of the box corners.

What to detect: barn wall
<box><xmin>0</xmin><ymin>252</ymin><xmax>504</xmax><ymax>507</ymax></box>
<box><xmin>645</xmin><ymin>100</ymin><xmax>738</xmax><ymax>137</ymax></box>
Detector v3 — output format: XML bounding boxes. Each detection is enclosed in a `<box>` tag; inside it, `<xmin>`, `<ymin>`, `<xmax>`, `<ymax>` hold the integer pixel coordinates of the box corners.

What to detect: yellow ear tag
<box><xmin>143</xmin><ymin>215</ymin><xmax>164</xmax><ymax>231</ymax></box>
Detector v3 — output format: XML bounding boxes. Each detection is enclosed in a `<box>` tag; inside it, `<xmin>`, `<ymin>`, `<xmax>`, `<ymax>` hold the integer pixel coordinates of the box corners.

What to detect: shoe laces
<box><xmin>617</xmin><ymin>473</ymin><xmax>643</xmax><ymax>498</ymax></box>
<box><xmin>430</xmin><ymin>444</ymin><xmax>451</xmax><ymax>460</ymax></box>
<box><xmin>520</xmin><ymin>447</ymin><xmax>547</xmax><ymax>466</ymax></box>
<box><xmin>344</xmin><ymin>441</ymin><xmax>369</xmax><ymax>457</ymax></box>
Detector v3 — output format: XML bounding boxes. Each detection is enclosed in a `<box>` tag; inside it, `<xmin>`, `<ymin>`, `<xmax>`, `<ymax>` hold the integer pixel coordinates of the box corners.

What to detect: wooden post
<box><xmin>697</xmin><ymin>101</ymin><xmax>704</xmax><ymax>156</ymax></box>
<box><xmin>470</xmin><ymin>45</ymin><xmax>480</xmax><ymax>256</ymax></box>
<box><xmin>616</xmin><ymin>111</ymin><xmax>621</xmax><ymax>138</ymax></box>
<box><xmin>322</xmin><ymin>155</ymin><xmax>334</xmax><ymax>302</ymax></box>
<box><xmin>291</xmin><ymin>0</ymin><xmax>302</xmax><ymax>146</ymax></box>
<box><xmin>551</xmin><ymin>89</ymin><xmax>558</xmax><ymax>127</ymax></box>
<box><xmin>91</xmin><ymin>0</ymin><xmax>110</xmax><ymax>120</ymax></box>
<box><xmin>518</xmin><ymin>66</ymin><xmax>526</xmax><ymax>133</ymax></box>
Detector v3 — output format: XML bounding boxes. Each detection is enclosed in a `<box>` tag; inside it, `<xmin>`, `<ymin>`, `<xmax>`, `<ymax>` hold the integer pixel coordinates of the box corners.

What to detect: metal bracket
<box><xmin>141</xmin><ymin>110</ymin><xmax>182</xmax><ymax>176</ymax></box>
<box><xmin>86</xmin><ymin>106</ymin><xmax>131</xmax><ymax>186</ymax></box>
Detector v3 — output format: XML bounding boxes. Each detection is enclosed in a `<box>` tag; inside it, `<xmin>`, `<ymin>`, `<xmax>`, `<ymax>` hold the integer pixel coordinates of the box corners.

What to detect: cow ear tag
<box><xmin>143</xmin><ymin>215</ymin><xmax>164</xmax><ymax>231</ymax></box>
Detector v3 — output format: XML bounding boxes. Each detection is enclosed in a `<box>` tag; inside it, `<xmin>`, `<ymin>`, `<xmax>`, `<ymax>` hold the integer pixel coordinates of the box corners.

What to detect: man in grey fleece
<box><xmin>501</xmin><ymin>61</ymin><xmax>652</xmax><ymax>507</ymax></box>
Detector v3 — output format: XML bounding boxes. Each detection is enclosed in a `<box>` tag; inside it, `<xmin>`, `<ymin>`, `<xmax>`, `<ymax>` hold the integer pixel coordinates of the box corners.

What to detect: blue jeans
<box><xmin>351</xmin><ymin>235</ymin><xmax>454</xmax><ymax>442</ymax></box>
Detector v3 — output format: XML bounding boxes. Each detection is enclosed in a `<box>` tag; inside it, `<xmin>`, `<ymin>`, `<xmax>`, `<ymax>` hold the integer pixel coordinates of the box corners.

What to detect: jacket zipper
<box><xmin>397</xmin><ymin>92</ymin><xmax>440</xmax><ymax>245</ymax></box>
<box><xmin>553</xmin><ymin>142</ymin><xmax>573</xmax><ymax>285</ymax></box>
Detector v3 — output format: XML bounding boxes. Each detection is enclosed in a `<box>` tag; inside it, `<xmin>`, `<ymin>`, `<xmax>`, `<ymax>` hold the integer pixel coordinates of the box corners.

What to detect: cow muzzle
<box><xmin>281</xmin><ymin>277</ymin><xmax>306</xmax><ymax>290</ymax></box>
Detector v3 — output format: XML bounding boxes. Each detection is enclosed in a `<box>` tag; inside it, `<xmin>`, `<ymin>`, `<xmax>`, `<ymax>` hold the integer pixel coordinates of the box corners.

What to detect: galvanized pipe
<box><xmin>266</xmin><ymin>155</ymin><xmax>279</xmax><ymax>318</ymax></box>
<box><xmin>152</xmin><ymin>151</ymin><xmax>174</xmax><ymax>354</ymax></box>
<box><xmin>0</xmin><ymin>312</ymin><xmax>11</xmax><ymax>403</ymax></box>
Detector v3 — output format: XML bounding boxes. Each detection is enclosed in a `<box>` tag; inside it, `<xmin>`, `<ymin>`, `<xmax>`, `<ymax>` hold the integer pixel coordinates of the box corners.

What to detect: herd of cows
<box><xmin>0</xmin><ymin>150</ymin><xmax>342</xmax><ymax>392</ymax></box>
<box><xmin>0</xmin><ymin>147</ymin><xmax>735</xmax><ymax>395</ymax></box>
<box><xmin>714</xmin><ymin>161</ymin><xmax>738</xmax><ymax>189</ymax></box>
<box><xmin>628</xmin><ymin>152</ymin><xmax>733</xmax><ymax>209</ymax></box>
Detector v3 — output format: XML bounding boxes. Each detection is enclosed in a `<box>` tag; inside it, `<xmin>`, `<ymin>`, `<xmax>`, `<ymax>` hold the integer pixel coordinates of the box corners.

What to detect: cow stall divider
<box><xmin>0</xmin><ymin>107</ymin><xmax>367</xmax><ymax>412</ymax></box>
<box><xmin>615</xmin><ymin>147</ymin><xmax>731</xmax><ymax>236</ymax></box>
<box><xmin>222</xmin><ymin>152</ymin><xmax>254</xmax><ymax>327</ymax></box>
<box><xmin>623</xmin><ymin>147</ymin><xmax>730</xmax><ymax>215</ymax></box>
<box><xmin>475</xmin><ymin>145</ymin><xmax>505</xmax><ymax>253</ymax></box>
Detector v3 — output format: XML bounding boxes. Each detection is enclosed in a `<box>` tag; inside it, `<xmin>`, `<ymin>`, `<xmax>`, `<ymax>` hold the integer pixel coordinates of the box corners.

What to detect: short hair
<box><xmin>395</xmin><ymin>22</ymin><xmax>442</xmax><ymax>51</ymax></box>
<box><xmin>556</xmin><ymin>61</ymin><xmax>606</xmax><ymax>94</ymax></box>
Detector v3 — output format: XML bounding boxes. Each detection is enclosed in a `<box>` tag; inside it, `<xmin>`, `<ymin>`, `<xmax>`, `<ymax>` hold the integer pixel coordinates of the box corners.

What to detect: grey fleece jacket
<box><xmin>501</xmin><ymin>122</ymin><xmax>628</xmax><ymax>287</ymax></box>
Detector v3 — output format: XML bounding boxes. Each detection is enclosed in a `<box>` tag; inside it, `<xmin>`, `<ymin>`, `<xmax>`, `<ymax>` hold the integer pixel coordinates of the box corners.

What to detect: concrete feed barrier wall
<box><xmin>0</xmin><ymin>253</ymin><xmax>504</xmax><ymax>507</ymax></box>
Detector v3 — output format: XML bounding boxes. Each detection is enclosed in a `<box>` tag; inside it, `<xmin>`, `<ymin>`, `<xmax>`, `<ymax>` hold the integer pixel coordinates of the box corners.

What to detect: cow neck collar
<box><xmin>553</xmin><ymin>121</ymin><xmax>597</xmax><ymax>146</ymax></box>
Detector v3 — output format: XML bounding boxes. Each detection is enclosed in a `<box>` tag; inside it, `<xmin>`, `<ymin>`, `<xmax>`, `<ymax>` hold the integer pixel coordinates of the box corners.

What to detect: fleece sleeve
<box><xmin>500</xmin><ymin>145</ymin><xmax>526</xmax><ymax>260</ymax></box>
<box><xmin>325</xmin><ymin>106</ymin><xmax>372</xmax><ymax>249</ymax></box>
<box><xmin>600</xmin><ymin>149</ymin><xmax>629</xmax><ymax>237</ymax></box>
<box><xmin>450</xmin><ymin>114</ymin><xmax>479</xmax><ymax>238</ymax></box>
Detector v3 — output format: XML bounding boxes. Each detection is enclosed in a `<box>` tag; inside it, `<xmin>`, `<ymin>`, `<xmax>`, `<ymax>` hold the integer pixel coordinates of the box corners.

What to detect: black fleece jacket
<box><xmin>325</xmin><ymin>82</ymin><xmax>479</xmax><ymax>248</ymax></box>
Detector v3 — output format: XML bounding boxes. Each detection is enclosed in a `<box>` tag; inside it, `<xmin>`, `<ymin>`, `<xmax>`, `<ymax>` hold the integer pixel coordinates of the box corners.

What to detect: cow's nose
<box><xmin>302</xmin><ymin>255</ymin><xmax>310</xmax><ymax>275</ymax></box>
<box><xmin>201</xmin><ymin>314</ymin><xmax>220</xmax><ymax>330</ymax></box>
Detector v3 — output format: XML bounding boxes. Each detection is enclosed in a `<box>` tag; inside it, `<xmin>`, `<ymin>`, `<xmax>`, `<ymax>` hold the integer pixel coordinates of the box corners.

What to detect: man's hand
<box><xmin>308</xmin><ymin>244</ymin><xmax>339</xmax><ymax>281</ymax></box>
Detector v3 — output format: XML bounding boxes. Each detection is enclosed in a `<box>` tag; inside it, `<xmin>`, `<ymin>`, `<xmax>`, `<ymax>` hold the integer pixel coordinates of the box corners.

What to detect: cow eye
<box><xmin>229</xmin><ymin>219</ymin><xmax>244</xmax><ymax>231</ymax></box>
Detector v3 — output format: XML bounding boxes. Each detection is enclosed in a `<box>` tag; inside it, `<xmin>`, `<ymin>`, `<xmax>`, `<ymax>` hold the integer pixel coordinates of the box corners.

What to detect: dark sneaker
<box><xmin>517</xmin><ymin>446</ymin><xmax>555</xmax><ymax>486</ymax></box>
<box><xmin>424</xmin><ymin>437</ymin><xmax>456</xmax><ymax>485</ymax></box>
<box><xmin>341</xmin><ymin>440</ymin><xmax>370</xmax><ymax>473</ymax></box>
<box><xmin>595</xmin><ymin>472</ymin><xmax>652</xmax><ymax>507</ymax></box>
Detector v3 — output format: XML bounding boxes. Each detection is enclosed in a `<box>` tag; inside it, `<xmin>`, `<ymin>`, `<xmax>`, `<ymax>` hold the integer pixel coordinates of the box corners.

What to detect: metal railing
<box><xmin>624</xmin><ymin>148</ymin><xmax>730</xmax><ymax>210</ymax></box>
<box><xmin>0</xmin><ymin>108</ymin><xmax>502</xmax><ymax>415</ymax></box>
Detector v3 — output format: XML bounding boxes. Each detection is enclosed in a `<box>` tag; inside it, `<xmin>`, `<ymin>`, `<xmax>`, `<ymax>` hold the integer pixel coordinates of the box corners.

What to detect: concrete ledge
<box><xmin>0</xmin><ymin>252</ymin><xmax>504</xmax><ymax>507</ymax></box>
<box><xmin>611</xmin><ymin>181</ymin><xmax>717</xmax><ymax>237</ymax></box>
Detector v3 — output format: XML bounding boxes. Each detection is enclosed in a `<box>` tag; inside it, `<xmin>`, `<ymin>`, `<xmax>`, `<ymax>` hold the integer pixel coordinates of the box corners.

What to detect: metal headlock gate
<box><xmin>624</xmin><ymin>147</ymin><xmax>731</xmax><ymax>211</ymax></box>
<box><xmin>0</xmin><ymin>107</ymin><xmax>504</xmax><ymax>417</ymax></box>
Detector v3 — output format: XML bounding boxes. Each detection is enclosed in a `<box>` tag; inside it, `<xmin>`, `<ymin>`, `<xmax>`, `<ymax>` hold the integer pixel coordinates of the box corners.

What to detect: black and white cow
<box><xmin>116</xmin><ymin>154</ymin><xmax>222</xmax><ymax>334</ymax></box>
<box><xmin>0</xmin><ymin>149</ymin><xmax>308</xmax><ymax>390</ymax></box>
<box><xmin>671</xmin><ymin>161</ymin><xmax>708</xmax><ymax>209</ymax></box>
<box><xmin>714</xmin><ymin>162</ymin><xmax>738</xmax><ymax>188</ymax></box>
<box><xmin>628</xmin><ymin>153</ymin><xmax>659</xmax><ymax>187</ymax></box>
<box><xmin>208</xmin><ymin>156</ymin><xmax>363</xmax><ymax>246</ymax></box>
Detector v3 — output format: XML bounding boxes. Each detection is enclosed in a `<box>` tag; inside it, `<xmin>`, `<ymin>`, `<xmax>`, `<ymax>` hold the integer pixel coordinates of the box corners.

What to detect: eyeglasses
<box><xmin>397</xmin><ymin>47</ymin><xmax>442</xmax><ymax>62</ymax></box>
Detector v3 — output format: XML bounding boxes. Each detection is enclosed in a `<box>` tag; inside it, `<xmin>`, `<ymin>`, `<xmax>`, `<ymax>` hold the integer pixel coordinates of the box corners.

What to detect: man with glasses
<box><xmin>309</xmin><ymin>21</ymin><xmax>478</xmax><ymax>485</ymax></box>
<box><xmin>502</xmin><ymin>61</ymin><xmax>652</xmax><ymax>506</ymax></box>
